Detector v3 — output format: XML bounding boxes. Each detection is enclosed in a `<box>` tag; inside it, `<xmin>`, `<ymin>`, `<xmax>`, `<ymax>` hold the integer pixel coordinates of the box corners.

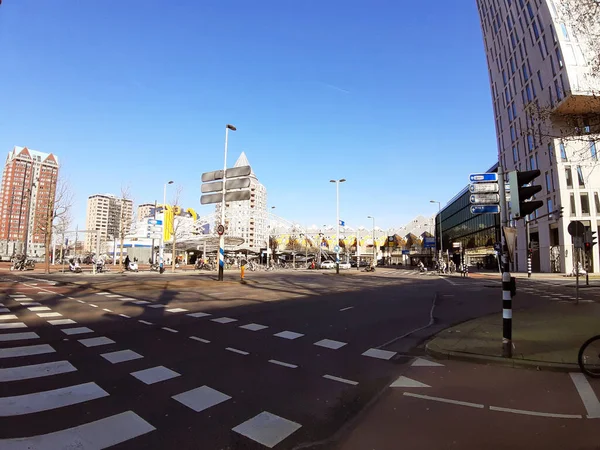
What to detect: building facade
<box><xmin>214</xmin><ymin>152</ymin><xmax>267</xmax><ymax>251</ymax></box>
<box><xmin>435</xmin><ymin>164</ymin><xmax>502</xmax><ymax>269</ymax></box>
<box><xmin>137</xmin><ymin>203</ymin><xmax>154</xmax><ymax>220</ymax></box>
<box><xmin>84</xmin><ymin>194</ymin><xmax>133</xmax><ymax>252</ymax></box>
<box><xmin>477</xmin><ymin>0</ymin><xmax>600</xmax><ymax>273</ymax></box>
<box><xmin>0</xmin><ymin>146</ymin><xmax>59</xmax><ymax>259</ymax></box>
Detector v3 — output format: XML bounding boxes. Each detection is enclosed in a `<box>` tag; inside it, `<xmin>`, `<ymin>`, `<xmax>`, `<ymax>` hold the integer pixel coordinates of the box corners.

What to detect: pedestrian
<box><xmin>240</xmin><ymin>258</ymin><xmax>248</xmax><ymax>280</ymax></box>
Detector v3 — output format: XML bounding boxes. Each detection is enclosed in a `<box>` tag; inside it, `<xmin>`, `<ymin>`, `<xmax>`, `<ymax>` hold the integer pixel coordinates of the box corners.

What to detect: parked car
<box><xmin>339</xmin><ymin>262</ymin><xmax>351</xmax><ymax>269</ymax></box>
<box><xmin>320</xmin><ymin>261</ymin><xmax>335</xmax><ymax>269</ymax></box>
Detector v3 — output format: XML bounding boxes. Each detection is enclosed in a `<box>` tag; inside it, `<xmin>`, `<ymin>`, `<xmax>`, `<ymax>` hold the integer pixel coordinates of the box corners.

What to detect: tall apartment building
<box><xmin>477</xmin><ymin>0</ymin><xmax>600</xmax><ymax>273</ymax></box>
<box><xmin>85</xmin><ymin>194</ymin><xmax>133</xmax><ymax>252</ymax></box>
<box><xmin>215</xmin><ymin>152</ymin><xmax>267</xmax><ymax>250</ymax></box>
<box><xmin>137</xmin><ymin>203</ymin><xmax>154</xmax><ymax>220</ymax></box>
<box><xmin>0</xmin><ymin>146</ymin><xmax>59</xmax><ymax>258</ymax></box>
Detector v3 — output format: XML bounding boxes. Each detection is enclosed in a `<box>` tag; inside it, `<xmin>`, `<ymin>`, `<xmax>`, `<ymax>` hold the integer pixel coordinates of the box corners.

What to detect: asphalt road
<box><xmin>0</xmin><ymin>268</ymin><xmax>594</xmax><ymax>449</ymax></box>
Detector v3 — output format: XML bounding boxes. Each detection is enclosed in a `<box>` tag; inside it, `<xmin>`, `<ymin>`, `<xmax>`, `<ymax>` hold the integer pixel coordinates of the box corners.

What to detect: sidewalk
<box><xmin>426</xmin><ymin>301</ymin><xmax>600</xmax><ymax>371</ymax></box>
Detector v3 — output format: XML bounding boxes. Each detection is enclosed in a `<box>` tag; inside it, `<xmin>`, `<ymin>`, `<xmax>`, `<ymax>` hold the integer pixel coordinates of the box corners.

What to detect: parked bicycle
<box><xmin>578</xmin><ymin>335</ymin><xmax>600</xmax><ymax>377</ymax></box>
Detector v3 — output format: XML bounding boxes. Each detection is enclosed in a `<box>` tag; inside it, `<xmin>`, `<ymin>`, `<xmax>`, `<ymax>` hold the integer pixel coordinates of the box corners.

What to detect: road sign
<box><xmin>200</xmin><ymin>190</ymin><xmax>252</xmax><ymax>205</ymax></box>
<box><xmin>568</xmin><ymin>221</ymin><xmax>585</xmax><ymax>237</ymax></box>
<box><xmin>469</xmin><ymin>173</ymin><xmax>498</xmax><ymax>183</ymax></box>
<box><xmin>423</xmin><ymin>237</ymin><xmax>436</xmax><ymax>248</ymax></box>
<box><xmin>201</xmin><ymin>165</ymin><xmax>252</xmax><ymax>183</ymax></box>
<box><xmin>146</xmin><ymin>232</ymin><xmax>162</xmax><ymax>239</ymax></box>
<box><xmin>402</xmin><ymin>250</ymin><xmax>410</xmax><ymax>255</ymax></box>
<box><xmin>470</xmin><ymin>193</ymin><xmax>500</xmax><ymax>204</ymax></box>
<box><xmin>470</xmin><ymin>205</ymin><xmax>500</xmax><ymax>214</ymax></box>
<box><xmin>453</xmin><ymin>242</ymin><xmax>461</xmax><ymax>248</ymax></box>
<box><xmin>147</xmin><ymin>219</ymin><xmax>163</xmax><ymax>225</ymax></box>
<box><xmin>334</xmin><ymin>245</ymin><xmax>341</xmax><ymax>253</ymax></box>
<box><xmin>469</xmin><ymin>183</ymin><xmax>499</xmax><ymax>193</ymax></box>
<box><xmin>201</xmin><ymin>177</ymin><xmax>251</xmax><ymax>194</ymax></box>
<box><xmin>216</xmin><ymin>224</ymin><xmax>225</xmax><ymax>236</ymax></box>
<box><xmin>147</xmin><ymin>225</ymin><xmax>163</xmax><ymax>232</ymax></box>
<box><xmin>339</xmin><ymin>220</ymin><xmax>345</xmax><ymax>226</ymax></box>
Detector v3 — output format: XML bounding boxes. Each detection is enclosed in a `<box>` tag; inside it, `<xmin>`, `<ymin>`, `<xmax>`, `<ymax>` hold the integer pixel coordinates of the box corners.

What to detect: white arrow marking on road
<box><xmin>411</xmin><ymin>357</ymin><xmax>444</xmax><ymax>367</ymax></box>
<box><xmin>390</xmin><ymin>376</ymin><xmax>430</xmax><ymax>388</ymax></box>
<box><xmin>570</xmin><ymin>372</ymin><xmax>600</xmax><ymax>418</ymax></box>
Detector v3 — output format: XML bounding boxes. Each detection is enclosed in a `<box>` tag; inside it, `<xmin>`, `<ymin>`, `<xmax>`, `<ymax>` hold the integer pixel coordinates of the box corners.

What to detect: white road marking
<box><xmin>166</xmin><ymin>308</ymin><xmax>188</xmax><ymax>313</ymax></box>
<box><xmin>0</xmin><ymin>344</ymin><xmax>55</xmax><ymax>359</ymax></box>
<box><xmin>173</xmin><ymin>385</ymin><xmax>231</xmax><ymax>412</ymax></box>
<box><xmin>570</xmin><ymin>372</ymin><xmax>600</xmax><ymax>418</ymax></box>
<box><xmin>48</xmin><ymin>319</ymin><xmax>76</xmax><ymax>325</ymax></box>
<box><xmin>441</xmin><ymin>277</ymin><xmax>458</xmax><ymax>286</ymax></box>
<box><xmin>323</xmin><ymin>374</ymin><xmax>358</xmax><ymax>385</ymax></box>
<box><xmin>232</xmin><ymin>411</ymin><xmax>302</xmax><ymax>448</ymax></box>
<box><xmin>240</xmin><ymin>323</ymin><xmax>268</xmax><ymax>331</ymax></box>
<box><xmin>162</xmin><ymin>327</ymin><xmax>178</xmax><ymax>333</ymax></box>
<box><xmin>0</xmin><ymin>308</ymin><xmax>8</xmax><ymax>313</ymax></box>
<box><xmin>147</xmin><ymin>304</ymin><xmax>166</xmax><ymax>309</ymax></box>
<box><xmin>362</xmin><ymin>348</ymin><xmax>397</xmax><ymax>360</ymax></box>
<box><xmin>101</xmin><ymin>349</ymin><xmax>143</xmax><ymax>364</ymax></box>
<box><xmin>0</xmin><ymin>315</ymin><xmax>18</xmax><ymax>321</ymax></box>
<box><xmin>274</xmin><ymin>330</ymin><xmax>304</xmax><ymax>340</ymax></box>
<box><xmin>28</xmin><ymin>306</ymin><xmax>51</xmax><ymax>312</ymax></box>
<box><xmin>19</xmin><ymin>302</ymin><xmax>41</xmax><ymax>306</ymax></box>
<box><xmin>403</xmin><ymin>392</ymin><xmax>484</xmax><ymax>408</ymax></box>
<box><xmin>132</xmin><ymin>300</ymin><xmax>150</xmax><ymax>305</ymax></box>
<box><xmin>89</xmin><ymin>304</ymin><xmax>99</xmax><ymax>308</ymax></box>
<box><xmin>339</xmin><ymin>306</ymin><xmax>354</xmax><ymax>312</ymax></box>
<box><xmin>411</xmin><ymin>357</ymin><xmax>444</xmax><ymax>367</ymax></box>
<box><xmin>226</xmin><ymin>347</ymin><xmax>249</xmax><ymax>355</ymax></box>
<box><xmin>489</xmin><ymin>405</ymin><xmax>582</xmax><ymax>419</ymax></box>
<box><xmin>0</xmin><ymin>360</ymin><xmax>77</xmax><ymax>382</ymax></box>
<box><xmin>37</xmin><ymin>312</ymin><xmax>62</xmax><ymax>318</ymax></box>
<box><xmin>131</xmin><ymin>366</ymin><xmax>180</xmax><ymax>385</ymax></box>
<box><xmin>0</xmin><ymin>411</ymin><xmax>155</xmax><ymax>449</ymax></box>
<box><xmin>0</xmin><ymin>323</ymin><xmax>27</xmax><ymax>329</ymax></box>
<box><xmin>96</xmin><ymin>292</ymin><xmax>110</xmax><ymax>295</ymax></box>
<box><xmin>268</xmin><ymin>359</ymin><xmax>298</xmax><ymax>369</ymax></box>
<box><xmin>9</xmin><ymin>295</ymin><xmax>26</xmax><ymax>298</ymax></box>
<box><xmin>103</xmin><ymin>308</ymin><xmax>112</xmax><ymax>312</ymax></box>
<box><xmin>390</xmin><ymin>376</ymin><xmax>430</xmax><ymax>388</ymax></box>
<box><xmin>0</xmin><ymin>382</ymin><xmax>108</xmax><ymax>417</ymax></box>
<box><xmin>0</xmin><ymin>332</ymin><xmax>39</xmax><ymax>342</ymax></box>
<box><xmin>61</xmin><ymin>327</ymin><xmax>94</xmax><ymax>336</ymax></box>
<box><xmin>78</xmin><ymin>337</ymin><xmax>115</xmax><ymax>347</ymax></box>
<box><xmin>106</xmin><ymin>295</ymin><xmax>122</xmax><ymax>298</ymax></box>
<box><xmin>67</xmin><ymin>297</ymin><xmax>75</xmax><ymax>300</ymax></box>
<box><xmin>314</xmin><ymin>339</ymin><xmax>347</xmax><ymax>350</ymax></box>
<box><xmin>187</xmin><ymin>312</ymin><xmax>211</xmax><ymax>318</ymax></box>
<box><xmin>76</xmin><ymin>300</ymin><xmax>85</xmax><ymax>303</ymax></box>
<box><xmin>119</xmin><ymin>314</ymin><xmax>131</xmax><ymax>319</ymax></box>
<box><xmin>138</xmin><ymin>320</ymin><xmax>153</xmax><ymax>325</ymax></box>
<box><xmin>189</xmin><ymin>336</ymin><xmax>210</xmax><ymax>343</ymax></box>
<box><xmin>211</xmin><ymin>317</ymin><xmax>237</xmax><ymax>324</ymax></box>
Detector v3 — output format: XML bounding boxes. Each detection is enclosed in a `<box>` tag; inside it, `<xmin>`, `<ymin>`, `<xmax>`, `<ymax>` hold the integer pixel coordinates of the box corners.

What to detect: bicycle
<box><xmin>578</xmin><ymin>335</ymin><xmax>600</xmax><ymax>377</ymax></box>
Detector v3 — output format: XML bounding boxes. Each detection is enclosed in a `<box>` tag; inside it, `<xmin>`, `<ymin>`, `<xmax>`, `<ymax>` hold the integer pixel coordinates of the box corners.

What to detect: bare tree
<box><xmin>118</xmin><ymin>185</ymin><xmax>133</xmax><ymax>269</ymax></box>
<box><xmin>37</xmin><ymin>177</ymin><xmax>73</xmax><ymax>274</ymax></box>
<box><xmin>170</xmin><ymin>185</ymin><xmax>185</xmax><ymax>273</ymax></box>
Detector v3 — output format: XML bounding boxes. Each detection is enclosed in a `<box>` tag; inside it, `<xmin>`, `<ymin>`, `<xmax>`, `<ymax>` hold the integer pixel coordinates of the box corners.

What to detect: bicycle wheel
<box><xmin>578</xmin><ymin>335</ymin><xmax>600</xmax><ymax>377</ymax></box>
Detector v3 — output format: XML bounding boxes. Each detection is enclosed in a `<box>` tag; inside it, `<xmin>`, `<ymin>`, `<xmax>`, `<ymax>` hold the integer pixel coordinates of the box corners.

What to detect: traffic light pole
<box><xmin>498</xmin><ymin>165</ymin><xmax>512</xmax><ymax>358</ymax></box>
<box><xmin>526</xmin><ymin>217</ymin><xmax>531</xmax><ymax>278</ymax></box>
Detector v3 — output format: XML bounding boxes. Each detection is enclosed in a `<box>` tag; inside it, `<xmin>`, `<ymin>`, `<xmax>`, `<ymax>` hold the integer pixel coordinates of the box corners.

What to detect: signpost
<box><xmin>470</xmin><ymin>205</ymin><xmax>501</xmax><ymax>214</ymax></box>
<box><xmin>469</xmin><ymin>173</ymin><xmax>500</xmax><ymax>215</ymax></box>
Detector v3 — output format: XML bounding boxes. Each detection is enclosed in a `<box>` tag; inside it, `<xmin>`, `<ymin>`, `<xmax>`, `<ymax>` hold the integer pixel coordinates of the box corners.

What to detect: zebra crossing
<box><xmin>0</xmin><ymin>291</ymin><xmax>306</xmax><ymax>448</ymax></box>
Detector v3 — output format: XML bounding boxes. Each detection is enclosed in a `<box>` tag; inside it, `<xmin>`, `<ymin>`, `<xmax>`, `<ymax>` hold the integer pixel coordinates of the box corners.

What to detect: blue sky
<box><xmin>0</xmin><ymin>0</ymin><xmax>497</xmax><ymax>231</ymax></box>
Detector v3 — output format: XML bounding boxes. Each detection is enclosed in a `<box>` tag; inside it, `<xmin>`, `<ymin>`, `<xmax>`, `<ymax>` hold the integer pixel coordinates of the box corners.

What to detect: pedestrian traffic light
<box><xmin>508</xmin><ymin>170</ymin><xmax>543</xmax><ymax>219</ymax></box>
<box><xmin>584</xmin><ymin>230</ymin><xmax>597</xmax><ymax>251</ymax></box>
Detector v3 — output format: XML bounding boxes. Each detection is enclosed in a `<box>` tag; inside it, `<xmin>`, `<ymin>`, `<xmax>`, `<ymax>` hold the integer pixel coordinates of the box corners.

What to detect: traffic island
<box><xmin>425</xmin><ymin>301</ymin><xmax>600</xmax><ymax>372</ymax></box>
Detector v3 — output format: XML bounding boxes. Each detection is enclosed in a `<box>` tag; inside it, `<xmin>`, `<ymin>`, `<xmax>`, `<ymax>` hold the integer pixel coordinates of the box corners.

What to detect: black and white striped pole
<box><xmin>498</xmin><ymin>165</ymin><xmax>512</xmax><ymax>358</ymax></box>
<box><xmin>526</xmin><ymin>217</ymin><xmax>532</xmax><ymax>278</ymax></box>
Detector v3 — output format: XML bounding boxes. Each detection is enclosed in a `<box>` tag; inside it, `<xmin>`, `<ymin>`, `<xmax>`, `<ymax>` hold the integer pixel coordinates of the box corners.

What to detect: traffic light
<box><xmin>508</xmin><ymin>170</ymin><xmax>543</xmax><ymax>219</ymax></box>
<box><xmin>584</xmin><ymin>230</ymin><xmax>597</xmax><ymax>251</ymax></box>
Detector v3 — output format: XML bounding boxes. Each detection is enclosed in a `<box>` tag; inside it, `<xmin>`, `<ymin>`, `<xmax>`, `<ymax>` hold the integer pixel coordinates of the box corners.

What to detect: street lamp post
<box><xmin>367</xmin><ymin>216</ymin><xmax>375</xmax><ymax>268</ymax></box>
<box><xmin>266</xmin><ymin>206</ymin><xmax>275</xmax><ymax>268</ymax></box>
<box><xmin>160</xmin><ymin>180</ymin><xmax>174</xmax><ymax>272</ymax></box>
<box><xmin>330</xmin><ymin>178</ymin><xmax>346</xmax><ymax>274</ymax></box>
<box><xmin>218</xmin><ymin>124</ymin><xmax>236</xmax><ymax>281</ymax></box>
<box><xmin>430</xmin><ymin>200</ymin><xmax>443</xmax><ymax>265</ymax></box>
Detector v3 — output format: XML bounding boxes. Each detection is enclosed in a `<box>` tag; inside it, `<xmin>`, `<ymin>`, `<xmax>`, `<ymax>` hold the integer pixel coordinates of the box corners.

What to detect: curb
<box><xmin>425</xmin><ymin>341</ymin><xmax>578</xmax><ymax>373</ymax></box>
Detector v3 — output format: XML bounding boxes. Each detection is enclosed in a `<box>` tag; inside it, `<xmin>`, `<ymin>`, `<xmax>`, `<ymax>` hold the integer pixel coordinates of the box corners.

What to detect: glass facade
<box><xmin>435</xmin><ymin>165</ymin><xmax>501</xmax><ymax>255</ymax></box>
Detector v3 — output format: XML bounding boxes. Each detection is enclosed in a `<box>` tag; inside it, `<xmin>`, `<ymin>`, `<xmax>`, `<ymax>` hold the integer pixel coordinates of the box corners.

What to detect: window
<box><xmin>547</xmin><ymin>198</ymin><xmax>553</xmax><ymax>215</ymax></box>
<box><xmin>581</xmin><ymin>193</ymin><xmax>590</xmax><ymax>215</ymax></box>
<box><xmin>591</xmin><ymin>141</ymin><xmax>597</xmax><ymax>161</ymax></box>
<box><xmin>595</xmin><ymin>192</ymin><xmax>600</xmax><ymax>215</ymax></box>
<box><xmin>527</xmin><ymin>134</ymin><xmax>534</xmax><ymax>151</ymax></box>
<box><xmin>548</xmin><ymin>142</ymin><xmax>553</xmax><ymax>164</ymax></box>
<box><xmin>546</xmin><ymin>172</ymin><xmax>552</xmax><ymax>191</ymax></box>
<box><xmin>560</xmin><ymin>23</ymin><xmax>569</xmax><ymax>40</ymax></box>
<box><xmin>577</xmin><ymin>166</ymin><xmax>585</xmax><ymax>187</ymax></box>
<box><xmin>556</xmin><ymin>47</ymin><xmax>564</xmax><ymax>68</ymax></box>
<box><xmin>570</xmin><ymin>193</ymin><xmax>576</xmax><ymax>216</ymax></box>
<box><xmin>565</xmin><ymin>166</ymin><xmax>573</xmax><ymax>188</ymax></box>
<box><xmin>513</xmin><ymin>146</ymin><xmax>519</xmax><ymax>163</ymax></box>
<box><xmin>559</xmin><ymin>141</ymin><xmax>567</xmax><ymax>160</ymax></box>
<box><xmin>530</xmin><ymin>155</ymin><xmax>536</xmax><ymax>170</ymax></box>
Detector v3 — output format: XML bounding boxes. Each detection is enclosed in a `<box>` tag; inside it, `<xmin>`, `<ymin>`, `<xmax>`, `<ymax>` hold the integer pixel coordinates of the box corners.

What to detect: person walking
<box><xmin>240</xmin><ymin>258</ymin><xmax>248</xmax><ymax>281</ymax></box>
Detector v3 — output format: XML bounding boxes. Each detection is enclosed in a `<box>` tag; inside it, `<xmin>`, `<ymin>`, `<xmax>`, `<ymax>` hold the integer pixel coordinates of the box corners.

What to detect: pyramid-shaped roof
<box><xmin>233</xmin><ymin>152</ymin><xmax>255</xmax><ymax>177</ymax></box>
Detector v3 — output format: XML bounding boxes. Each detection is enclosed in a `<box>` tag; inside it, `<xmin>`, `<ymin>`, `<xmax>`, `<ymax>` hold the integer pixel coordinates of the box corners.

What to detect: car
<box><xmin>339</xmin><ymin>262</ymin><xmax>351</xmax><ymax>269</ymax></box>
<box><xmin>320</xmin><ymin>261</ymin><xmax>335</xmax><ymax>269</ymax></box>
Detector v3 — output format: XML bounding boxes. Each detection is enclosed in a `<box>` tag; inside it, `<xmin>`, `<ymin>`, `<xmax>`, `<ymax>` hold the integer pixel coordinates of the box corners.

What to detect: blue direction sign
<box><xmin>469</xmin><ymin>173</ymin><xmax>498</xmax><ymax>183</ymax></box>
<box><xmin>470</xmin><ymin>205</ymin><xmax>500</xmax><ymax>214</ymax></box>
<box><xmin>148</xmin><ymin>219</ymin><xmax>163</xmax><ymax>225</ymax></box>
